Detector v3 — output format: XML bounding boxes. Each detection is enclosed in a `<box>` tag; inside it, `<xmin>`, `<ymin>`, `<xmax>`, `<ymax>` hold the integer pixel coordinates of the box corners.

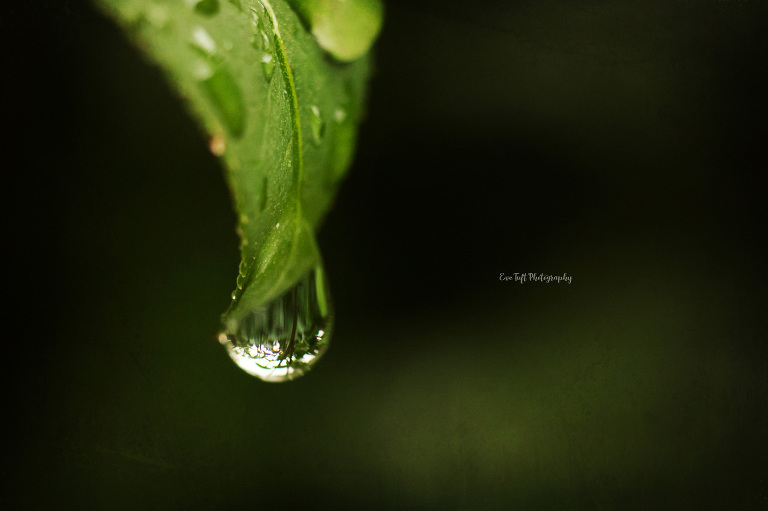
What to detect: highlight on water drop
<box><xmin>220</xmin><ymin>265</ymin><xmax>333</xmax><ymax>382</ymax></box>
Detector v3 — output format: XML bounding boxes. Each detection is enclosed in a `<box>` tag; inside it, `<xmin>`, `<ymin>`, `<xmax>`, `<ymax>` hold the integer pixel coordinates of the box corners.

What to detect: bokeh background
<box><xmin>6</xmin><ymin>0</ymin><xmax>767</xmax><ymax>508</ymax></box>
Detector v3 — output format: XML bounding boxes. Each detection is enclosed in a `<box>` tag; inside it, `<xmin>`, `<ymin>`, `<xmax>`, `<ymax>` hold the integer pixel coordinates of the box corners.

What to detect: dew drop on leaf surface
<box><xmin>219</xmin><ymin>266</ymin><xmax>333</xmax><ymax>382</ymax></box>
<box><xmin>194</xmin><ymin>0</ymin><xmax>220</xmax><ymax>17</ymax></box>
<box><xmin>260</xmin><ymin>53</ymin><xmax>276</xmax><ymax>82</ymax></box>
<box><xmin>190</xmin><ymin>26</ymin><xmax>246</xmax><ymax>137</ymax></box>
<box><xmin>250</xmin><ymin>4</ymin><xmax>277</xmax><ymax>82</ymax></box>
<box><xmin>333</xmin><ymin>107</ymin><xmax>346</xmax><ymax>123</ymax></box>
<box><xmin>309</xmin><ymin>105</ymin><xmax>324</xmax><ymax>145</ymax></box>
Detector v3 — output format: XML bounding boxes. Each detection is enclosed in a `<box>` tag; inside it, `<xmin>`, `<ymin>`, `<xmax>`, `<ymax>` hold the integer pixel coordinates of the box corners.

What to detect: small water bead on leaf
<box><xmin>189</xmin><ymin>27</ymin><xmax>246</xmax><ymax>137</ymax></box>
<box><xmin>249</xmin><ymin>5</ymin><xmax>277</xmax><ymax>82</ymax></box>
<box><xmin>192</xmin><ymin>26</ymin><xmax>217</xmax><ymax>54</ymax></box>
<box><xmin>220</xmin><ymin>265</ymin><xmax>333</xmax><ymax>382</ymax></box>
<box><xmin>199</xmin><ymin>65</ymin><xmax>246</xmax><ymax>137</ymax></box>
<box><xmin>309</xmin><ymin>105</ymin><xmax>325</xmax><ymax>145</ymax></box>
<box><xmin>144</xmin><ymin>4</ymin><xmax>170</xmax><ymax>30</ymax></box>
<box><xmin>333</xmin><ymin>107</ymin><xmax>347</xmax><ymax>124</ymax></box>
<box><xmin>286</xmin><ymin>0</ymin><xmax>384</xmax><ymax>62</ymax></box>
<box><xmin>194</xmin><ymin>0</ymin><xmax>220</xmax><ymax>17</ymax></box>
<box><xmin>261</xmin><ymin>53</ymin><xmax>276</xmax><ymax>82</ymax></box>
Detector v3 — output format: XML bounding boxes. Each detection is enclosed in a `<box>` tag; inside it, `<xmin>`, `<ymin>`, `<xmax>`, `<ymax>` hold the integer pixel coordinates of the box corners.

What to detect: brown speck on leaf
<box><xmin>209</xmin><ymin>132</ymin><xmax>226</xmax><ymax>156</ymax></box>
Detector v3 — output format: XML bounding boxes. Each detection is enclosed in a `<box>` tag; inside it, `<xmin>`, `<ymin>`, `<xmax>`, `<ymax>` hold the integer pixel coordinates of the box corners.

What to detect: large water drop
<box><xmin>220</xmin><ymin>266</ymin><xmax>333</xmax><ymax>382</ymax></box>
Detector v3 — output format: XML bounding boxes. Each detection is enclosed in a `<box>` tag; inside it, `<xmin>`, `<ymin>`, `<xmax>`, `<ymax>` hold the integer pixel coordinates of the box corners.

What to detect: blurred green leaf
<box><xmin>96</xmin><ymin>0</ymin><xmax>378</xmax><ymax>329</ymax></box>
<box><xmin>287</xmin><ymin>0</ymin><xmax>384</xmax><ymax>62</ymax></box>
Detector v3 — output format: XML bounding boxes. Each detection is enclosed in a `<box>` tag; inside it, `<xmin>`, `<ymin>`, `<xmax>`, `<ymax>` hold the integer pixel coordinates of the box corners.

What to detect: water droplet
<box><xmin>192</xmin><ymin>26</ymin><xmax>217</xmax><ymax>55</ymax></box>
<box><xmin>145</xmin><ymin>5</ymin><xmax>170</xmax><ymax>29</ymax></box>
<box><xmin>287</xmin><ymin>0</ymin><xmax>384</xmax><ymax>62</ymax></box>
<box><xmin>260</xmin><ymin>30</ymin><xmax>271</xmax><ymax>51</ymax></box>
<box><xmin>334</xmin><ymin>107</ymin><xmax>347</xmax><ymax>123</ymax></box>
<box><xmin>192</xmin><ymin>60</ymin><xmax>213</xmax><ymax>80</ymax></box>
<box><xmin>309</xmin><ymin>105</ymin><xmax>325</xmax><ymax>145</ymax></box>
<box><xmin>194</xmin><ymin>0</ymin><xmax>220</xmax><ymax>17</ymax></box>
<box><xmin>260</xmin><ymin>53</ymin><xmax>275</xmax><ymax>82</ymax></box>
<box><xmin>199</xmin><ymin>64</ymin><xmax>245</xmax><ymax>137</ymax></box>
<box><xmin>249</xmin><ymin>6</ymin><xmax>276</xmax><ymax>83</ymax></box>
<box><xmin>221</xmin><ymin>266</ymin><xmax>333</xmax><ymax>382</ymax></box>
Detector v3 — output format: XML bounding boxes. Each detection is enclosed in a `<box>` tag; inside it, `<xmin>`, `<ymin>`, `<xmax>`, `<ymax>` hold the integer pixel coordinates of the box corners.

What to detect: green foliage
<box><xmin>287</xmin><ymin>0</ymin><xmax>384</xmax><ymax>61</ymax></box>
<box><xmin>96</xmin><ymin>0</ymin><xmax>381</xmax><ymax>329</ymax></box>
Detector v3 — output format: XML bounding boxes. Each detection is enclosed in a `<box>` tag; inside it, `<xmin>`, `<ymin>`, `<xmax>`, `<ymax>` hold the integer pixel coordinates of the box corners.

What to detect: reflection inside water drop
<box><xmin>220</xmin><ymin>266</ymin><xmax>333</xmax><ymax>382</ymax></box>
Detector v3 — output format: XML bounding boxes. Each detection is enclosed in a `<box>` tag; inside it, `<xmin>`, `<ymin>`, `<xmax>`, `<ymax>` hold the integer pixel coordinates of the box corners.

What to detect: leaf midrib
<box><xmin>256</xmin><ymin>0</ymin><xmax>307</xmax><ymax>299</ymax></box>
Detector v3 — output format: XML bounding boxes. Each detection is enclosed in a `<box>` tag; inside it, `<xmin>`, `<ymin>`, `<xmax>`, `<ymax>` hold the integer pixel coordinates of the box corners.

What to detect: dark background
<box><xmin>5</xmin><ymin>0</ymin><xmax>767</xmax><ymax>509</ymax></box>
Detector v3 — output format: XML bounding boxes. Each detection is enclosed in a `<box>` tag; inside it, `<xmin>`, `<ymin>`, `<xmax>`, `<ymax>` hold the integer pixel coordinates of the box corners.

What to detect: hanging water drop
<box><xmin>220</xmin><ymin>266</ymin><xmax>333</xmax><ymax>382</ymax></box>
<box><xmin>309</xmin><ymin>105</ymin><xmax>325</xmax><ymax>145</ymax></box>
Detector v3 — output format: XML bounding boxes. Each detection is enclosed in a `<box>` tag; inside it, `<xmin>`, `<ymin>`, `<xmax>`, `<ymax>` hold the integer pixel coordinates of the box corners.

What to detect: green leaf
<box><xmin>95</xmin><ymin>0</ymin><xmax>381</xmax><ymax>331</ymax></box>
<box><xmin>286</xmin><ymin>0</ymin><xmax>384</xmax><ymax>62</ymax></box>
